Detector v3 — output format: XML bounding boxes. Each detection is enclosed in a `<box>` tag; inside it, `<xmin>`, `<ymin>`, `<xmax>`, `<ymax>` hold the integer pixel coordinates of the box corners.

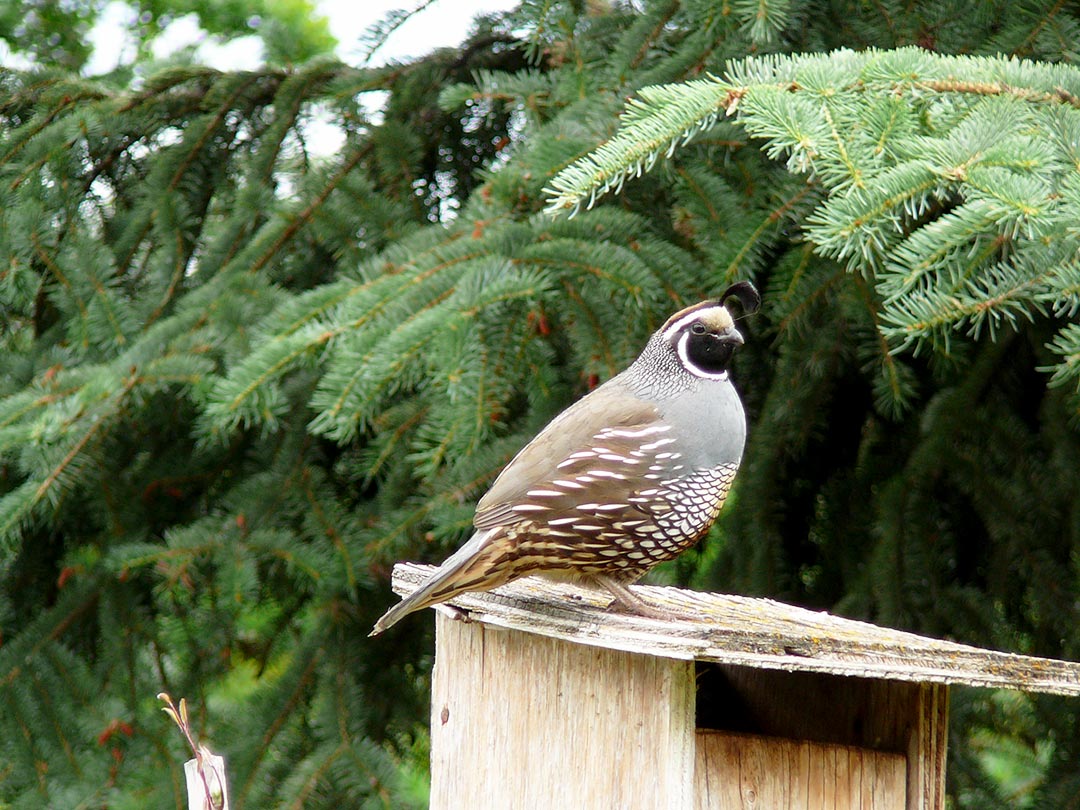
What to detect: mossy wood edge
<box><xmin>391</xmin><ymin>562</ymin><xmax>1080</xmax><ymax>696</ymax></box>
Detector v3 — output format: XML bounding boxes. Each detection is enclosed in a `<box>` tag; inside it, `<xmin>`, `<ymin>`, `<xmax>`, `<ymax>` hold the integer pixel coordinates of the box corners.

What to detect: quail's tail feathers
<box><xmin>369</xmin><ymin>529</ymin><xmax>499</xmax><ymax>636</ymax></box>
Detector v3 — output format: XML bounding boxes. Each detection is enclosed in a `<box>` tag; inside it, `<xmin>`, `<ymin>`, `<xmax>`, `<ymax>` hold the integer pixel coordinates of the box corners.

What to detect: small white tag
<box><xmin>183</xmin><ymin>752</ymin><xmax>229</xmax><ymax>810</ymax></box>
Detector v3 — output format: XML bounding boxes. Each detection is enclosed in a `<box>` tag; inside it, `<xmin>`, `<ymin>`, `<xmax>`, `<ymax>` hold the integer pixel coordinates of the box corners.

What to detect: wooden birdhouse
<box><xmin>391</xmin><ymin>563</ymin><xmax>1080</xmax><ymax>810</ymax></box>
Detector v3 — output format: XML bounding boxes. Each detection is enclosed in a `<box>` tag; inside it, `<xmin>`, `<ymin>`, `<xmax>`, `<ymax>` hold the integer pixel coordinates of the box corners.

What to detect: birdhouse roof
<box><xmin>391</xmin><ymin>563</ymin><xmax>1080</xmax><ymax>696</ymax></box>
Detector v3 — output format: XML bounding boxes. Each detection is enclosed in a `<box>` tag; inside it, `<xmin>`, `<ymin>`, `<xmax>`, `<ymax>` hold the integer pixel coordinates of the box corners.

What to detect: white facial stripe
<box><xmin>677</xmin><ymin>332</ymin><xmax>730</xmax><ymax>381</ymax></box>
<box><xmin>660</xmin><ymin>305</ymin><xmax>733</xmax><ymax>343</ymax></box>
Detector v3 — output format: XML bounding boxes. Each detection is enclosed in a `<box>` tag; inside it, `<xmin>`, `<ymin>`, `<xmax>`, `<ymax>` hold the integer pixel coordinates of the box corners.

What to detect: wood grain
<box><xmin>429</xmin><ymin>613</ymin><xmax>696</xmax><ymax>810</ymax></box>
<box><xmin>908</xmin><ymin>684</ymin><xmax>948</xmax><ymax>810</ymax></box>
<box><xmin>392</xmin><ymin>562</ymin><xmax>1080</xmax><ymax>696</ymax></box>
<box><xmin>695</xmin><ymin>732</ymin><xmax>906</xmax><ymax>810</ymax></box>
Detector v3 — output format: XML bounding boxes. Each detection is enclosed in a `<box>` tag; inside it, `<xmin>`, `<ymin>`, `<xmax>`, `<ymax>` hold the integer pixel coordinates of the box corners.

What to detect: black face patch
<box><xmin>684</xmin><ymin>331</ymin><xmax>735</xmax><ymax>374</ymax></box>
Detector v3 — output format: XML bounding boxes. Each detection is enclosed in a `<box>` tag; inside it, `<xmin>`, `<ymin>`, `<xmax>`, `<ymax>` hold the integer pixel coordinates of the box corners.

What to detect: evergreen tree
<box><xmin>2</xmin><ymin>1</ymin><xmax>1080</xmax><ymax>806</ymax></box>
<box><xmin>0</xmin><ymin>0</ymin><xmax>335</xmax><ymax>72</ymax></box>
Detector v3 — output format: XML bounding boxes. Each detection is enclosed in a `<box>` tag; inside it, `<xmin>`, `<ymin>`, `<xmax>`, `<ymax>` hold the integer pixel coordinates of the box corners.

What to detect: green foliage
<box><xmin>0</xmin><ymin>0</ymin><xmax>335</xmax><ymax>72</ymax></box>
<box><xmin>549</xmin><ymin>48</ymin><xmax>1080</xmax><ymax>394</ymax></box>
<box><xmin>4</xmin><ymin>1</ymin><xmax>1080</xmax><ymax>807</ymax></box>
<box><xmin>0</xmin><ymin>32</ymin><xmax>528</xmax><ymax>806</ymax></box>
<box><xmin>0</xmin><ymin>0</ymin><xmax>97</xmax><ymax>70</ymax></box>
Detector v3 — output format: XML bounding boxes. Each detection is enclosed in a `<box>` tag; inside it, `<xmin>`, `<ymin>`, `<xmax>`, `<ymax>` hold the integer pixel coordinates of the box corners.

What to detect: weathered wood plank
<box><xmin>430</xmin><ymin>613</ymin><xmax>696</xmax><ymax>810</ymax></box>
<box><xmin>907</xmin><ymin>684</ymin><xmax>948</xmax><ymax>810</ymax></box>
<box><xmin>876</xmin><ymin>736</ymin><xmax>907</xmax><ymax>808</ymax></box>
<box><xmin>391</xmin><ymin>563</ymin><xmax>1080</xmax><ymax>696</ymax></box>
<box><xmin>695</xmin><ymin>732</ymin><xmax>906</xmax><ymax>809</ymax></box>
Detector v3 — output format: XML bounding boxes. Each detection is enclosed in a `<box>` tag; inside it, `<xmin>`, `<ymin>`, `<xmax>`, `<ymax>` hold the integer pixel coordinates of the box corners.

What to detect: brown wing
<box><xmin>473</xmin><ymin>382</ymin><xmax>666</xmax><ymax>530</ymax></box>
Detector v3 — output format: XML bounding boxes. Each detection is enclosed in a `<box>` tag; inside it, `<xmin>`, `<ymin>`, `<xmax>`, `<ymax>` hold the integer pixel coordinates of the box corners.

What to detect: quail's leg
<box><xmin>595</xmin><ymin>576</ymin><xmax>686</xmax><ymax>622</ymax></box>
<box><xmin>444</xmin><ymin>604</ymin><xmax>472</xmax><ymax>623</ymax></box>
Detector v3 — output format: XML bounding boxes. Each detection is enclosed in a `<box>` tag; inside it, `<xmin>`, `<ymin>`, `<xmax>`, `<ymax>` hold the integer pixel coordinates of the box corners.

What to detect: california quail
<box><xmin>370</xmin><ymin>282</ymin><xmax>759</xmax><ymax>635</ymax></box>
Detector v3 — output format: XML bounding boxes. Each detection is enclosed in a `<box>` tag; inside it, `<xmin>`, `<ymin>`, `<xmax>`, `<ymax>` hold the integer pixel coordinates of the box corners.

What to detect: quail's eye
<box><xmin>690</xmin><ymin>322</ymin><xmax>707</xmax><ymax>335</ymax></box>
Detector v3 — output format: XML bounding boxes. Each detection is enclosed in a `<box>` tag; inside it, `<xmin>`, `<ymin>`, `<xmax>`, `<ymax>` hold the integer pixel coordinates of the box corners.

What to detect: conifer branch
<box><xmin>545</xmin><ymin>47</ymin><xmax>1080</xmax><ymax>216</ymax></box>
<box><xmin>544</xmin><ymin>46</ymin><xmax>1080</xmax><ymax>390</ymax></box>
<box><xmin>1046</xmin><ymin>323</ymin><xmax>1080</xmax><ymax>388</ymax></box>
<box><xmin>236</xmin><ymin>648</ymin><xmax>323</xmax><ymax>801</ymax></box>
<box><xmin>916</xmin><ymin>79</ymin><xmax>1080</xmax><ymax>109</ymax></box>
<box><xmin>723</xmin><ymin>183</ymin><xmax>815</xmax><ymax>278</ymax></box>
<box><xmin>543</xmin><ymin>76</ymin><xmax>739</xmax><ymax>216</ymax></box>
<box><xmin>244</xmin><ymin>146</ymin><xmax>370</xmax><ymax>278</ymax></box>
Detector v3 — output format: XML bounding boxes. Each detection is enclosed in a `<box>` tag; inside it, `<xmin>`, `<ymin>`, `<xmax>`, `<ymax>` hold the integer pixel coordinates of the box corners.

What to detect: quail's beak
<box><xmin>723</xmin><ymin>327</ymin><xmax>744</xmax><ymax>346</ymax></box>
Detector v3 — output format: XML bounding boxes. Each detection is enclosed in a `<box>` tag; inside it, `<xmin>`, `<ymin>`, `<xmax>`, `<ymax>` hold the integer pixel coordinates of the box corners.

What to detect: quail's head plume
<box><xmin>371</xmin><ymin>282</ymin><xmax>760</xmax><ymax>635</ymax></box>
